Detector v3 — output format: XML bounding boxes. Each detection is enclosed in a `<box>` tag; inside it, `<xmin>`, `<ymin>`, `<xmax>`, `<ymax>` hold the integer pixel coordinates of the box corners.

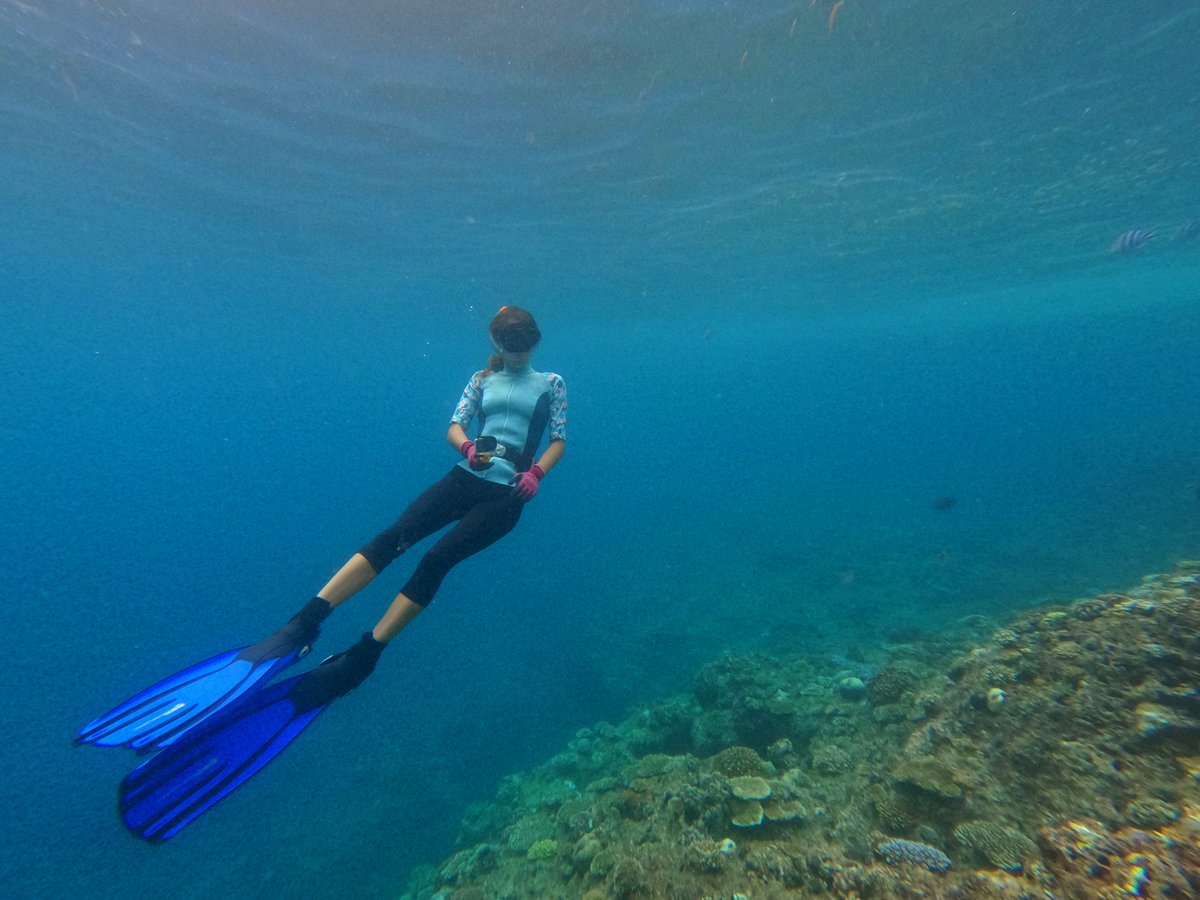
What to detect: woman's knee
<box><xmin>358</xmin><ymin>534</ymin><xmax>410</xmax><ymax>573</ymax></box>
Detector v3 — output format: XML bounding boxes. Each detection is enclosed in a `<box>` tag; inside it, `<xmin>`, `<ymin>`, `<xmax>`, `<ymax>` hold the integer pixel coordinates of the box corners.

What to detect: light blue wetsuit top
<box><xmin>451</xmin><ymin>364</ymin><xmax>568</xmax><ymax>486</ymax></box>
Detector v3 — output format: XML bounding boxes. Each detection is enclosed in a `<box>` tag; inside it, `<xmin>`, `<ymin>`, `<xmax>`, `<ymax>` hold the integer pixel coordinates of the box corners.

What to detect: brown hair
<box><xmin>483</xmin><ymin>306</ymin><xmax>541</xmax><ymax>375</ymax></box>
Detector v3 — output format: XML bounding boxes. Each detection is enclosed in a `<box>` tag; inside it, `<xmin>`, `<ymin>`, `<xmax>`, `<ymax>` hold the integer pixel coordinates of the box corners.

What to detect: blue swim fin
<box><xmin>76</xmin><ymin>598</ymin><xmax>330</xmax><ymax>750</ymax></box>
<box><xmin>119</xmin><ymin>632</ymin><xmax>384</xmax><ymax>842</ymax></box>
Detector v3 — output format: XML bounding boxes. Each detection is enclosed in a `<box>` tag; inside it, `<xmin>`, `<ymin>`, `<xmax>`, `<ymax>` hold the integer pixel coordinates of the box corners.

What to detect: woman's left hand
<box><xmin>511</xmin><ymin>465</ymin><xmax>545</xmax><ymax>502</ymax></box>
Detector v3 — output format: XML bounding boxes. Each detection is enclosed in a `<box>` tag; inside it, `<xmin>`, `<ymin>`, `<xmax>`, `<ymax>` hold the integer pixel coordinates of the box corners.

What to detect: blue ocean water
<box><xmin>3</xmin><ymin>0</ymin><xmax>1199</xmax><ymax>896</ymax></box>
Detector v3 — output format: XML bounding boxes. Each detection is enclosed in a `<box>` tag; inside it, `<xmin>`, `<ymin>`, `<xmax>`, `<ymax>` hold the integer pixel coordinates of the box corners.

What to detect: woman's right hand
<box><xmin>460</xmin><ymin>440</ymin><xmax>493</xmax><ymax>470</ymax></box>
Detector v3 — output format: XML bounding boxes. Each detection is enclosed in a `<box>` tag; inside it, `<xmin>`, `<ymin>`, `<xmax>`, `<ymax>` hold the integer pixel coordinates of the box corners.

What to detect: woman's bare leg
<box><xmin>317</xmin><ymin>553</ymin><xmax>423</xmax><ymax>641</ymax></box>
<box><xmin>372</xmin><ymin>593</ymin><xmax>424</xmax><ymax>643</ymax></box>
<box><xmin>318</xmin><ymin>553</ymin><xmax>378</xmax><ymax>607</ymax></box>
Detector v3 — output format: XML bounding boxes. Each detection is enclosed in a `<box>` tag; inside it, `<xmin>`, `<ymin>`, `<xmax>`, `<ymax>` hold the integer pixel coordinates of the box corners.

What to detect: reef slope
<box><xmin>404</xmin><ymin>562</ymin><xmax>1200</xmax><ymax>899</ymax></box>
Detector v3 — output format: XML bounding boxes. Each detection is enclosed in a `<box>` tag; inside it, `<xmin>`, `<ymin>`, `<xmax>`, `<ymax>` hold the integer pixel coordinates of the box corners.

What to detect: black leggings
<box><xmin>358</xmin><ymin>466</ymin><xmax>524</xmax><ymax>606</ymax></box>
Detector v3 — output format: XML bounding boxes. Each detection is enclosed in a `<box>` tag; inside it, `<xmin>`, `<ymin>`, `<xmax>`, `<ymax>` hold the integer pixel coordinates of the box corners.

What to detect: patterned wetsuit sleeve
<box><xmin>451</xmin><ymin>373</ymin><xmax>483</xmax><ymax>428</ymax></box>
<box><xmin>547</xmin><ymin>373</ymin><xmax>568</xmax><ymax>441</ymax></box>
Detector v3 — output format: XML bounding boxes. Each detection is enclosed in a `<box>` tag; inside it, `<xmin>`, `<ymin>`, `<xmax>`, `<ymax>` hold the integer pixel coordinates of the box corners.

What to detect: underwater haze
<box><xmin>3</xmin><ymin>1</ymin><xmax>1200</xmax><ymax>897</ymax></box>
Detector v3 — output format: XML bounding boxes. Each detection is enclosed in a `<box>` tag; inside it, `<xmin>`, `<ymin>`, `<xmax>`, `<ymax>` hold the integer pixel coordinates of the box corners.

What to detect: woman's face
<box><xmin>488</xmin><ymin>307</ymin><xmax>539</xmax><ymax>354</ymax></box>
<box><xmin>490</xmin><ymin>326</ymin><xmax>535</xmax><ymax>355</ymax></box>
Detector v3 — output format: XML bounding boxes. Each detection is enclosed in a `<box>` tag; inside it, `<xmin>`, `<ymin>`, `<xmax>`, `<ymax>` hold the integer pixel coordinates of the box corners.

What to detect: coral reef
<box><xmin>401</xmin><ymin>561</ymin><xmax>1200</xmax><ymax>899</ymax></box>
<box><xmin>1038</xmin><ymin>815</ymin><xmax>1200</xmax><ymax>898</ymax></box>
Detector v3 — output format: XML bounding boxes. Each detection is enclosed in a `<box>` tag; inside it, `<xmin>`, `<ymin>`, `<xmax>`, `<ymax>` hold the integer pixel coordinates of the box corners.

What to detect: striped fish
<box><xmin>1175</xmin><ymin>221</ymin><xmax>1200</xmax><ymax>242</ymax></box>
<box><xmin>1110</xmin><ymin>227</ymin><xmax>1157</xmax><ymax>254</ymax></box>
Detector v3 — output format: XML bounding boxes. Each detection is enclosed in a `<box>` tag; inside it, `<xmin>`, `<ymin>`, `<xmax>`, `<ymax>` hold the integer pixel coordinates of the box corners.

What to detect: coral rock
<box><xmin>837</xmin><ymin>676</ymin><xmax>868</xmax><ymax>700</ymax></box>
<box><xmin>892</xmin><ymin>755</ymin><xmax>964</xmax><ymax>800</ymax></box>
<box><xmin>1135</xmin><ymin>701</ymin><xmax>1200</xmax><ymax>739</ymax></box>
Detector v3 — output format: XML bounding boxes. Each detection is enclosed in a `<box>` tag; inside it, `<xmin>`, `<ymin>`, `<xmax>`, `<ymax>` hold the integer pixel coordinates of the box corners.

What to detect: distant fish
<box><xmin>932</xmin><ymin>495</ymin><xmax>957</xmax><ymax>512</ymax></box>
<box><xmin>1110</xmin><ymin>227</ymin><xmax>1157</xmax><ymax>254</ymax></box>
<box><xmin>1175</xmin><ymin>221</ymin><xmax>1200</xmax><ymax>242</ymax></box>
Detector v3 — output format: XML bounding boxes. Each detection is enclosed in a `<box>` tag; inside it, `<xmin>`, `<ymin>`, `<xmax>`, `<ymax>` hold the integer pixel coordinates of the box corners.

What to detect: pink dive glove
<box><xmin>511</xmin><ymin>465</ymin><xmax>545</xmax><ymax>501</ymax></box>
<box><xmin>460</xmin><ymin>440</ymin><xmax>492</xmax><ymax>471</ymax></box>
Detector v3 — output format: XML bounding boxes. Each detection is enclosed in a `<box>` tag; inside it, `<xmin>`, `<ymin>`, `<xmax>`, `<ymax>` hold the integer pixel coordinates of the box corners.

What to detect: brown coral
<box><xmin>615</xmin><ymin>787</ymin><xmax>652</xmax><ymax>821</ymax></box>
<box><xmin>811</xmin><ymin>743</ymin><xmax>854</xmax><ymax>776</ymax></box>
<box><xmin>711</xmin><ymin>745</ymin><xmax>768</xmax><ymax>777</ymax></box>
<box><xmin>869</xmin><ymin>784</ymin><xmax>917</xmax><ymax>833</ymax></box>
<box><xmin>868</xmin><ymin>666</ymin><xmax>919</xmax><ymax>705</ymax></box>
<box><xmin>953</xmin><ymin>820</ymin><xmax>1037</xmax><ymax>871</ymax></box>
